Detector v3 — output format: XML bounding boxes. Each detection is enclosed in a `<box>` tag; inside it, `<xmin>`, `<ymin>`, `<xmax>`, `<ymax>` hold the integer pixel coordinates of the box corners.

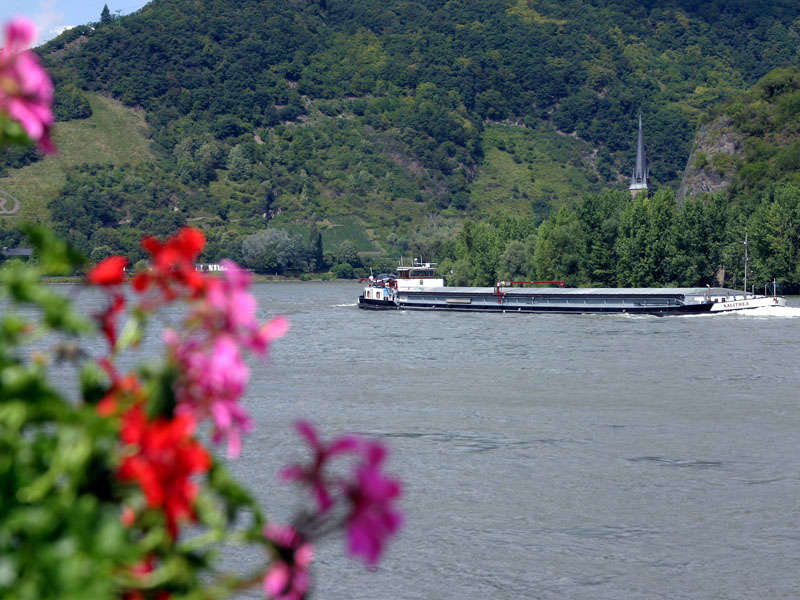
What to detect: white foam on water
<box><xmin>621</xmin><ymin>306</ymin><xmax>800</xmax><ymax>319</ymax></box>
<box><xmin>715</xmin><ymin>305</ymin><xmax>800</xmax><ymax>318</ymax></box>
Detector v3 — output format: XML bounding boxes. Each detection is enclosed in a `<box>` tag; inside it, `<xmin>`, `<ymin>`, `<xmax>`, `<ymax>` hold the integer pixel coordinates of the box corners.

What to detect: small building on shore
<box><xmin>196</xmin><ymin>263</ymin><xmax>228</xmax><ymax>272</ymax></box>
<box><xmin>1</xmin><ymin>247</ymin><xmax>33</xmax><ymax>259</ymax></box>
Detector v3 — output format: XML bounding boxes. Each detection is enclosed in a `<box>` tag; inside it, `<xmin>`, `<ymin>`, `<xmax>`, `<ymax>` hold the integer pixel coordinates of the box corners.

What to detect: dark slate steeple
<box><xmin>629</xmin><ymin>112</ymin><xmax>649</xmax><ymax>198</ymax></box>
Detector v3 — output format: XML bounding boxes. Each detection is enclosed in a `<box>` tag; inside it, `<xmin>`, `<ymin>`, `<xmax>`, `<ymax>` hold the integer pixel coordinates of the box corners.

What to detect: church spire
<box><xmin>629</xmin><ymin>112</ymin><xmax>649</xmax><ymax>198</ymax></box>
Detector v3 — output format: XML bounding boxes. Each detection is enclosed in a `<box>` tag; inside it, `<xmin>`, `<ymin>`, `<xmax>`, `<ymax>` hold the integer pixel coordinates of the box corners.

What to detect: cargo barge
<box><xmin>357</xmin><ymin>262</ymin><xmax>786</xmax><ymax>316</ymax></box>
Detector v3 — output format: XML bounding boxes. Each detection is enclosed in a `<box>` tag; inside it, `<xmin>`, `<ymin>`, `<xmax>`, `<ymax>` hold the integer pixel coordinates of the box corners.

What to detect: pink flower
<box><xmin>200</xmin><ymin>260</ymin><xmax>289</xmax><ymax>353</ymax></box>
<box><xmin>263</xmin><ymin>523</ymin><xmax>313</xmax><ymax>600</ymax></box>
<box><xmin>167</xmin><ymin>333</ymin><xmax>252</xmax><ymax>458</ymax></box>
<box><xmin>162</xmin><ymin>258</ymin><xmax>288</xmax><ymax>458</ymax></box>
<box><xmin>281</xmin><ymin>420</ymin><xmax>360</xmax><ymax>513</ymax></box>
<box><xmin>344</xmin><ymin>442</ymin><xmax>403</xmax><ymax>567</ymax></box>
<box><xmin>0</xmin><ymin>18</ymin><xmax>55</xmax><ymax>152</ymax></box>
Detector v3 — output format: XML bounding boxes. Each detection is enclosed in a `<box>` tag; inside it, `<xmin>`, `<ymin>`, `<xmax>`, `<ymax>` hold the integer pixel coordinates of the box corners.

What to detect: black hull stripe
<box><xmin>357</xmin><ymin>297</ymin><xmax>713</xmax><ymax>315</ymax></box>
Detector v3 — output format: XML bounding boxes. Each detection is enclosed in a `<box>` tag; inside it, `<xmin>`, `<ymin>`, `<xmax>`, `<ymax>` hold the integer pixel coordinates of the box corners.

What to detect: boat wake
<box><xmin>621</xmin><ymin>305</ymin><xmax>800</xmax><ymax>319</ymax></box>
<box><xmin>333</xmin><ymin>302</ymin><xmax>358</xmax><ymax>307</ymax></box>
<box><xmin>717</xmin><ymin>305</ymin><xmax>800</xmax><ymax>318</ymax></box>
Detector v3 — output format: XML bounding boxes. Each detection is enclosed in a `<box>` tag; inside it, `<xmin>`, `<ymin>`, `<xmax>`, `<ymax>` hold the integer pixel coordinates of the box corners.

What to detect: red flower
<box><xmin>133</xmin><ymin>227</ymin><xmax>206</xmax><ymax>303</ymax></box>
<box><xmin>118</xmin><ymin>405</ymin><xmax>211</xmax><ymax>539</ymax></box>
<box><xmin>87</xmin><ymin>255</ymin><xmax>128</xmax><ymax>286</ymax></box>
<box><xmin>96</xmin><ymin>367</ymin><xmax>144</xmax><ymax>417</ymax></box>
<box><xmin>94</xmin><ymin>292</ymin><xmax>126</xmax><ymax>349</ymax></box>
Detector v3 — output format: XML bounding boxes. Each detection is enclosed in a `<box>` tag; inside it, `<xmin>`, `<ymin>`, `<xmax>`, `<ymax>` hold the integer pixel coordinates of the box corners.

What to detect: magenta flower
<box><xmin>282</xmin><ymin>422</ymin><xmax>403</xmax><ymax>566</ymax></box>
<box><xmin>281</xmin><ymin>420</ymin><xmax>360</xmax><ymax>513</ymax></box>
<box><xmin>263</xmin><ymin>523</ymin><xmax>314</xmax><ymax>600</ymax></box>
<box><xmin>167</xmin><ymin>333</ymin><xmax>252</xmax><ymax>458</ymax></box>
<box><xmin>0</xmin><ymin>18</ymin><xmax>55</xmax><ymax>152</ymax></box>
<box><xmin>344</xmin><ymin>442</ymin><xmax>403</xmax><ymax>567</ymax></box>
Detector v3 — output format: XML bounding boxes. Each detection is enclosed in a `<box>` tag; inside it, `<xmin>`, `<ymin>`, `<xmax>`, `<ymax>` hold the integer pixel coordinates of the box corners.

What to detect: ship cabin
<box><xmin>395</xmin><ymin>261</ymin><xmax>445</xmax><ymax>291</ymax></box>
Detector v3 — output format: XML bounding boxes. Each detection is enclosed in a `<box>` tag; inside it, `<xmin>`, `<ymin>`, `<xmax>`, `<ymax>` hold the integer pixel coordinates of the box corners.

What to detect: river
<box><xmin>17</xmin><ymin>281</ymin><xmax>800</xmax><ymax>599</ymax></box>
<box><xmin>218</xmin><ymin>282</ymin><xmax>800</xmax><ymax>599</ymax></box>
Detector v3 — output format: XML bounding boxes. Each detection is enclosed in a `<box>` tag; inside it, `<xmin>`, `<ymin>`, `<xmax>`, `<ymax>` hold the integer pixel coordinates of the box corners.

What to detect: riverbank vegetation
<box><xmin>424</xmin><ymin>181</ymin><xmax>800</xmax><ymax>294</ymax></box>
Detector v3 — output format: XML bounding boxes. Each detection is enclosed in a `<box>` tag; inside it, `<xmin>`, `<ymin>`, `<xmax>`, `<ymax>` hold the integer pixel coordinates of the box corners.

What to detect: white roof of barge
<box><xmin>423</xmin><ymin>287</ymin><xmax>742</xmax><ymax>296</ymax></box>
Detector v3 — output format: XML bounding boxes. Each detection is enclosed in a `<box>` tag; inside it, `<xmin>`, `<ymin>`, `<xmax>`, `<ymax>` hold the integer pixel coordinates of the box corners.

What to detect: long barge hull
<box><xmin>358</xmin><ymin>287</ymin><xmax>719</xmax><ymax>315</ymax></box>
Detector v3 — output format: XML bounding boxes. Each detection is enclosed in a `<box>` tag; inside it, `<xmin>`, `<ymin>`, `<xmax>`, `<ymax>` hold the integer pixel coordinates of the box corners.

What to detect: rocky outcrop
<box><xmin>677</xmin><ymin>116</ymin><xmax>742</xmax><ymax>205</ymax></box>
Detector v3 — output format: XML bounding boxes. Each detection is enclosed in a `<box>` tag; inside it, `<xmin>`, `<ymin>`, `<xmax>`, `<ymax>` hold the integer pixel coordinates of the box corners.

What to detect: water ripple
<box><xmin>379</xmin><ymin>431</ymin><xmax>581</xmax><ymax>452</ymax></box>
<box><xmin>627</xmin><ymin>456</ymin><xmax>724</xmax><ymax>468</ymax></box>
<box><xmin>559</xmin><ymin>524</ymin><xmax>662</xmax><ymax>541</ymax></box>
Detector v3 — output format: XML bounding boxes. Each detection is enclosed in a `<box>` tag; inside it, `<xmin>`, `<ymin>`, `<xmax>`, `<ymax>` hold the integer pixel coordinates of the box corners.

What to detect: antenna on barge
<box><xmin>743</xmin><ymin>231</ymin><xmax>748</xmax><ymax>295</ymax></box>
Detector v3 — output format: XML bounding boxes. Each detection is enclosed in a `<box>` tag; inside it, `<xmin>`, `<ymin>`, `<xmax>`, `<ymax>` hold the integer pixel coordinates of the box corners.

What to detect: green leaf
<box><xmin>21</xmin><ymin>224</ymin><xmax>85</xmax><ymax>276</ymax></box>
<box><xmin>0</xmin><ymin>260</ymin><xmax>89</xmax><ymax>335</ymax></box>
<box><xmin>116</xmin><ymin>313</ymin><xmax>144</xmax><ymax>353</ymax></box>
<box><xmin>79</xmin><ymin>361</ymin><xmax>110</xmax><ymax>406</ymax></box>
<box><xmin>141</xmin><ymin>362</ymin><xmax>178</xmax><ymax>419</ymax></box>
<box><xmin>207</xmin><ymin>461</ymin><xmax>263</xmax><ymax>526</ymax></box>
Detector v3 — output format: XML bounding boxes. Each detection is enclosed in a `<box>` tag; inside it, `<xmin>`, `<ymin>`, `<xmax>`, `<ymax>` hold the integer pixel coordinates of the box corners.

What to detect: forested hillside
<box><xmin>1</xmin><ymin>0</ymin><xmax>800</xmax><ymax>278</ymax></box>
<box><xmin>423</xmin><ymin>68</ymin><xmax>800</xmax><ymax>293</ymax></box>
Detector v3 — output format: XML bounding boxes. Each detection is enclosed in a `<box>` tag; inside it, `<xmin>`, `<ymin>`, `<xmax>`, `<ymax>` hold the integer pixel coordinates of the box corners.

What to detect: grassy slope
<box><xmin>0</xmin><ymin>96</ymin><xmax>604</xmax><ymax>252</ymax></box>
<box><xmin>469</xmin><ymin>123</ymin><xmax>601</xmax><ymax>220</ymax></box>
<box><xmin>0</xmin><ymin>93</ymin><xmax>153</xmax><ymax>223</ymax></box>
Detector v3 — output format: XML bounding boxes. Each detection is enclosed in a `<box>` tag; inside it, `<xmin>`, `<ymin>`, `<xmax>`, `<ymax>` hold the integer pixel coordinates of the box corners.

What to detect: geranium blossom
<box><xmin>118</xmin><ymin>404</ymin><xmax>211</xmax><ymax>538</ymax></box>
<box><xmin>88</xmin><ymin>255</ymin><xmax>128</xmax><ymax>286</ymax></box>
<box><xmin>159</xmin><ymin>249</ymin><xmax>288</xmax><ymax>458</ymax></box>
<box><xmin>167</xmin><ymin>332</ymin><xmax>253</xmax><ymax>458</ymax></box>
<box><xmin>344</xmin><ymin>442</ymin><xmax>403</xmax><ymax>566</ymax></box>
<box><xmin>281</xmin><ymin>420</ymin><xmax>359</xmax><ymax>513</ymax></box>
<box><xmin>87</xmin><ymin>255</ymin><xmax>129</xmax><ymax>348</ymax></box>
<box><xmin>195</xmin><ymin>260</ymin><xmax>290</xmax><ymax>354</ymax></box>
<box><xmin>263</xmin><ymin>523</ymin><xmax>314</xmax><ymax>600</ymax></box>
<box><xmin>0</xmin><ymin>18</ymin><xmax>54</xmax><ymax>152</ymax></box>
<box><xmin>133</xmin><ymin>227</ymin><xmax>207</xmax><ymax>302</ymax></box>
<box><xmin>95</xmin><ymin>364</ymin><xmax>146</xmax><ymax>417</ymax></box>
<box><xmin>282</xmin><ymin>423</ymin><xmax>403</xmax><ymax>566</ymax></box>
<box><xmin>122</xmin><ymin>556</ymin><xmax>171</xmax><ymax>600</ymax></box>
<box><xmin>93</xmin><ymin>291</ymin><xmax>126</xmax><ymax>349</ymax></box>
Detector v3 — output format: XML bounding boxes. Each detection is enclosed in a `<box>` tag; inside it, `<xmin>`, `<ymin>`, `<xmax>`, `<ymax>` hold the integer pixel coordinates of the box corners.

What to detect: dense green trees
<box><xmin>52</xmin><ymin>84</ymin><xmax>92</xmax><ymax>121</ymax></box>
<box><xmin>240</xmin><ymin>228</ymin><xmax>326</xmax><ymax>273</ymax></box>
<box><xmin>747</xmin><ymin>184</ymin><xmax>800</xmax><ymax>291</ymax></box>
<box><xmin>0</xmin><ymin>144</ymin><xmax>40</xmax><ymax>175</ymax></box>
<box><xmin>616</xmin><ymin>190</ymin><xmax>677</xmax><ymax>287</ymax></box>
<box><xmin>427</xmin><ymin>183</ymin><xmax>800</xmax><ymax>293</ymax></box>
<box><xmin>531</xmin><ymin>209</ymin><xmax>584</xmax><ymax>284</ymax></box>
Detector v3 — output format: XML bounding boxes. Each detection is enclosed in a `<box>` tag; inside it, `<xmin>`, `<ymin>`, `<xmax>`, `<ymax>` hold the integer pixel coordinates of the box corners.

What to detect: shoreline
<box><xmin>30</xmin><ymin>275</ymin><xmax>356</xmax><ymax>284</ymax></box>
